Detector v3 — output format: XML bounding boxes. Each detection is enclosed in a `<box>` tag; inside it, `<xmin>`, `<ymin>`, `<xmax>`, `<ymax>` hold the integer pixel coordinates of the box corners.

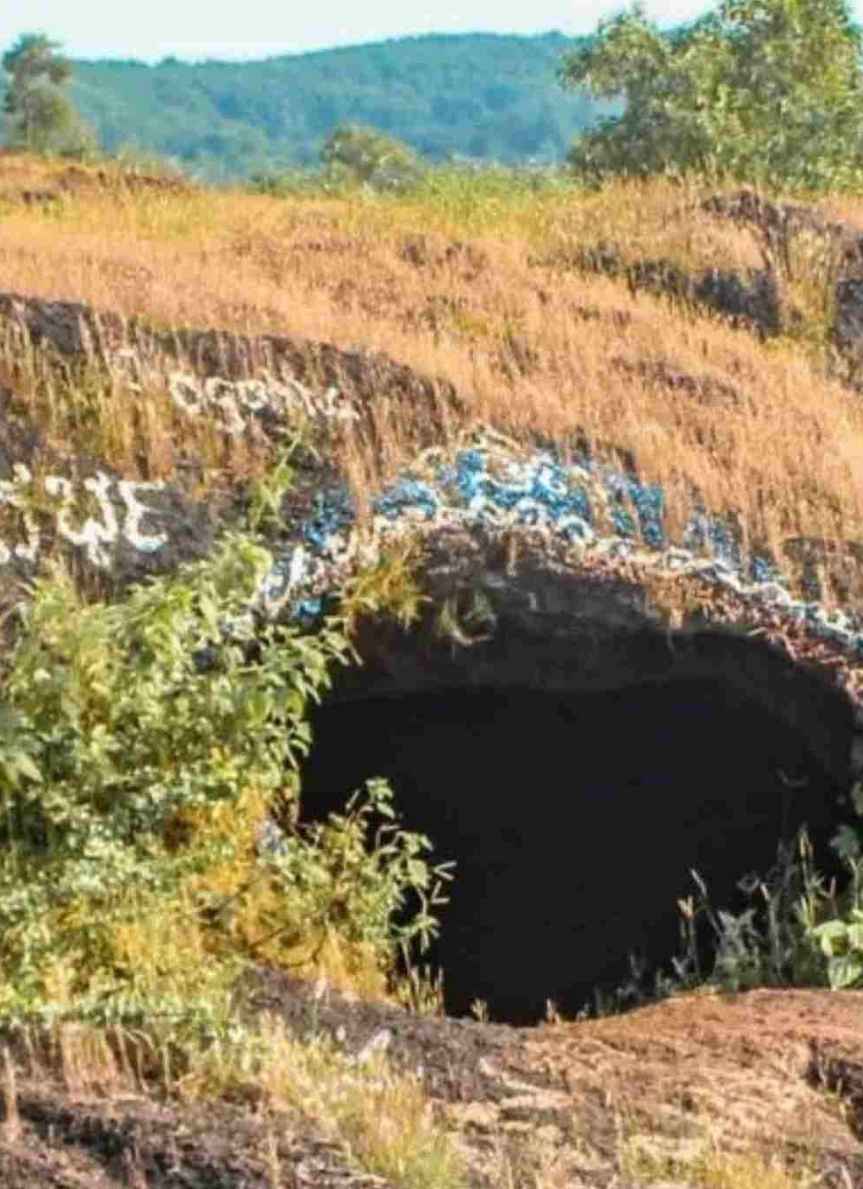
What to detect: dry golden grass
<box><xmin>3</xmin><ymin>154</ymin><xmax>863</xmax><ymax>596</ymax></box>
<box><xmin>0</xmin><ymin>1015</ymin><xmax>468</xmax><ymax>1189</ymax></box>
<box><xmin>619</xmin><ymin>1130</ymin><xmax>819</xmax><ymax>1189</ymax></box>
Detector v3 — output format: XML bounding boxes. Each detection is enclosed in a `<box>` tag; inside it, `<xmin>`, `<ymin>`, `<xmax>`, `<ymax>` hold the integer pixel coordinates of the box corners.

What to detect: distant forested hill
<box><xmin>55</xmin><ymin>32</ymin><xmax>624</xmax><ymax>181</ymax></box>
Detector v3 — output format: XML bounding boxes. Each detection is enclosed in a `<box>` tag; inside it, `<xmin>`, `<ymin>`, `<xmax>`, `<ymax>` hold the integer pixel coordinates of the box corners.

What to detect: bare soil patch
<box><xmin>4</xmin><ymin>977</ymin><xmax>861</xmax><ymax>1187</ymax></box>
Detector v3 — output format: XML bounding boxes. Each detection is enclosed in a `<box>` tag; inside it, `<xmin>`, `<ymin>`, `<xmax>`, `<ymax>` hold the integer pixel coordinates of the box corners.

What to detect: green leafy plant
<box><xmin>811</xmin><ymin>908</ymin><xmax>863</xmax><ymax>988</ymax></box>
<box><xmin>685</xmin><ymin>830</ymin><xmax>836</xmax><ymax>994</ymax></box>
<box><xmin>245</xmin><ymin>442</ymin><xmax>300</xmax><ymax>534</ymax></box>
<box><xmin>2</xmin><ymin>33</ymin><xmax>97</xmax><ymax>157</ymax></box>
<box><xmin>0</xmin><ymin>529</ymin><xmax>449</xmax><ymax>1030</ymax></box>
<box><xmin>558</xmin><ymin>0</ymin><xmax>863</xmax><ymax>194</ymax></box>
<box><xmin>338</xmin><ymin>544</ymin><xmax>429</xmax><ymax>634</ymax></box>
<box><xmin>588</xmin><ymin>826</ymin><xmax>851</xmax><ymax>1019</ymax></box>
<box><xmin>321</xmin><ymin>123</ymin><xmax>425</xmax><ymax>194</ymax></box>
<box><xmin>808</xmin><ymin>786</ymin><xmax>863</xmax><ymax>988</ymax></box>
<box><xmin>267</xmin><ymin>776</ymin><xmax>453</xmax><ymax>968</ymax></box>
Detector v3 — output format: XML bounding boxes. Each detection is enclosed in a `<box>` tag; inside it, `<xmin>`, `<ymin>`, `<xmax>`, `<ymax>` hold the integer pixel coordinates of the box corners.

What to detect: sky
<box><xmin>0</xmin><ymin>0</ymin><xmax>778</xmax><ymax>64</ymax></box>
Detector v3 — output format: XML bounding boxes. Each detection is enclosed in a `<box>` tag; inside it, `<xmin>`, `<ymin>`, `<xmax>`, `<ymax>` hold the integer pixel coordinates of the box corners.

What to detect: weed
<box><xmin>181</xmin><ymin>1012</ymin><xmax>468</xmax><ymax>1188</ymax></box>
<box><xmin>338</xmin><ymin>543</ymin><xmax>430</xmax><ymax>634</ymax></box>
<box><xmin>621</xmin><ymin>1126</ymin><xmax>817</xmax><ymax>1188</ymax></box>
<box><xmin>0</xmin><ymin>521</ymin><xmax>462</xmax><ymax>1182</ymax></box>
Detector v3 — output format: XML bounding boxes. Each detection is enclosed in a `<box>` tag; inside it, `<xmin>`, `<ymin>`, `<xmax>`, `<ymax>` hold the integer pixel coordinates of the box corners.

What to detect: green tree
<box><xmin>2</xmin><ymin>32</ymin><xmax>96</xmax><ymax>156</ymax></box>
<box><xmin>320</xmin><ymin>122</ymin><xmax>424</xmax><ymax>192</ymax></box>
<box><xmin>558</xmin><ymin>0</ymin><xmax>863</xmax><ymax>193</ymax></box>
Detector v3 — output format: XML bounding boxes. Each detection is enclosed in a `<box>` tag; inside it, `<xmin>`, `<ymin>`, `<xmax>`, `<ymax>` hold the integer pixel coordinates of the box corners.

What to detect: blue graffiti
<box><xmin>257</xmin><ymin>439</ymin><xmax>863</xmax><ymax>661</ymax></box>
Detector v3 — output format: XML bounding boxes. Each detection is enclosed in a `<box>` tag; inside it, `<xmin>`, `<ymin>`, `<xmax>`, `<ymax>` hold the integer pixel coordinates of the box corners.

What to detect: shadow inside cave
<box><xmin>296</xmin><ymin>678</ymin><xmax>845</xmax><ymax>1026</ymax></box>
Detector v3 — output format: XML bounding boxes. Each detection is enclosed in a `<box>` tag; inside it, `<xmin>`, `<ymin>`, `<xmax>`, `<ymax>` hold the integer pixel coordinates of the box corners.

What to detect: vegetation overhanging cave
<box><xmin>296</xmin><ymin>626</ymin><xmax>852</xmax><ymax>1027</ymax></box>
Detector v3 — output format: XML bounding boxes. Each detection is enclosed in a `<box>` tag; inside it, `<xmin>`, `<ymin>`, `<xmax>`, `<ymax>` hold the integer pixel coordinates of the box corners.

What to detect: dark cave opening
<box><xmin>297</xmin><ymin>677</ymin><xmax>846</xmax><ymax>1026</ymax></box>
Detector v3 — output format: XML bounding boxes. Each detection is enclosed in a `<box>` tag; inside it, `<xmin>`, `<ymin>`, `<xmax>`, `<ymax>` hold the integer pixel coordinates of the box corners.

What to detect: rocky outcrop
<box><xmin>2</xmin><ymin>289</ymin><xmax>863</xmax><ymax>762</ymax></box>
<box><xmin>5</xmin><ymin>161</ymin><xmax>191</xmax><ymax>211</ymax></box>
<box><xmin>533</xmin><ymin>187</ymin><xmax>863</xmax><ymax>391</ymax></box>
<box><xmin>700</xmin><ymin>188</ymin><xmax>863</xmax><ymax>272</ymax></box>
<box><xmin>4</xmin><ymin>276</ymin><xmax>863</xmax><ymax>1028</ymax></box>
<box><xmin>4</xmin><ymin>187</ymin><xmax>863</xmax><ymax>1180</ymax></box>
<box><xmin>530</xmin><ymin>238</ymin><xmax>784</xmax><ymax>339</ymax></box>
<box><xmin>0</xmin><ymin>291</ymin><xmax>461</xmax><ymax>589</ymax></box>
<box><xmin>0</xmin><ymin>290</ymin><xmax>462</xmax><ymax>440</ymax></box>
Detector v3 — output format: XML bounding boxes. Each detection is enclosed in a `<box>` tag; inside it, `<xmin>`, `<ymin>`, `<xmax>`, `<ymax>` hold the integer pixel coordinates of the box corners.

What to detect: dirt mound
<box><xmin>525</xmin><ymin>987</ymin><xmax>863</xmax><ymax>1186</ymax></box>
<box><xmin>0</xmin><ymin>1084</ymin><xmax>386</xmax><ymax>1188</ymax></box>
<box><xmin>2</xmin><ymin>979</ymin><xmax>860</xmax><ymax>1187</ymax></box>
<box><xmin>244</xmin><ymin>975</ymin><xmax>863</xmax><ymax>1186</ymax></box>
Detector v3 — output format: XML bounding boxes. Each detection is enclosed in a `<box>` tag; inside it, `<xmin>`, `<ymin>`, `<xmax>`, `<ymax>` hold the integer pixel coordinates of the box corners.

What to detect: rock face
<box><xmin>531</xmin><ymin>237</ymin><xmax>784</xmax><ymax>339</ymax></box>
<box><xmin>0</xmin><ymin>289</ymin><xmax>459</xmax><ymax>592</ymax></box>
<box><xmin>537</xmin><ymin>187</ymin><xmax>863</xmax><ymax>387</ymax></box>
<box><xmin>322</xmin><ymin>551</ymin><xmax>856</xmax><ymax>784</ymax></box>
<box><xmin>700</xmin><ymin>189</ymin><xmax>863</xmax><ymax>384</ymax></box>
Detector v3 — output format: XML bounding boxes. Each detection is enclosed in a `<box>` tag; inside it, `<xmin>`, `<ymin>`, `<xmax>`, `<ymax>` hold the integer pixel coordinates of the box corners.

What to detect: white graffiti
<box><xmin>167</xmin><ymin>372</ymin><xmax>359</xmax><ymax>436</ymax></box>
<box><xmin>0</xmin><ymin>464</ymin><xmax>166</xmax><ymax>569</ymax></box>
<box><xmin>0</xmin><ymin>465</ymin><xmax>41</xmax><ymax>566</ymax></box>
<box><xmin>254</xmin><ymin>432</ymin><xmax>863</xmax><ymax>679</ymax></box>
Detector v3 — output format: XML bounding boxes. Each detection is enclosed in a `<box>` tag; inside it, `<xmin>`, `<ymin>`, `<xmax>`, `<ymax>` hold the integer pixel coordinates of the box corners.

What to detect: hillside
<box><xmin>2</xmin><ymin>154</ymin><xmax>863</xmax><ymax>1184</ymax></box>
<box><xmin>49</xmin><ymin>32</ymin><xmax>625</xmax><ymax>180</ymax></box>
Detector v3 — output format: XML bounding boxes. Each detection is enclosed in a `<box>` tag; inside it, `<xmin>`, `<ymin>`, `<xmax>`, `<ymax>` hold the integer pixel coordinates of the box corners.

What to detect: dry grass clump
<box><xmin>0</xmin><ymin>325</ymin><xmax>275</xmax><ymax>494</ymax></box>
<box><xmin>0</xmin><ymin>1015</ymin><xmax>467</xmax><ymax>1188</ymax></box>
<box><xmin>182</xmin><ymin>1012</ymin><xmax>467</xmax><ymax>1188</ymax></box>
<box><xmin>2</xmin><ymin>155</ymin><xmax>863</xmax><ymax>594</ymax></box>
<box><xmin>620</xmin><ymin>1129</ymin><xmax>819</xmax><ymax>1189</ymax></box>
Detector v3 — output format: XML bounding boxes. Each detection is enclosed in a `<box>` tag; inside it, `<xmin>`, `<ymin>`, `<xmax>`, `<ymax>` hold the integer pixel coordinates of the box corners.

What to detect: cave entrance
<box><xmin>298</xmin><ymin>677</ymin><xmax>844</xmax><ymax>1025</ymax></box>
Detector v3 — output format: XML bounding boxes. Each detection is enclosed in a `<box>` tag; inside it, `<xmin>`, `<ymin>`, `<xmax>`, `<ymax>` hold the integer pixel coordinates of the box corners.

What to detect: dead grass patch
<box><xmin>0</xmin><ymin>1014</ymin><xmax>466</xmax><ymax>1189</ymax></box>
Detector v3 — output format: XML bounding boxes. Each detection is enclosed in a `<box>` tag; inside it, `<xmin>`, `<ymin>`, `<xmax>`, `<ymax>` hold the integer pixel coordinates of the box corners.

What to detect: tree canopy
<box><xmin>0</xmin><ymin>32</ymin><xmax>620</xmax><ymax>181</ymax></box>
<box><xmin>320</xmin><ymin>123</ymin><xmax>424</xmax><ymax>191</ymax></box>
<box><xmin>2</xmin><ymin>32</ymin><xmax>95</xmax><ymax>156</ymax></box>
<box><xmin>559</xmin><ymin>0</ymin><xmax>863</xmax><ymax>192</ymax></box>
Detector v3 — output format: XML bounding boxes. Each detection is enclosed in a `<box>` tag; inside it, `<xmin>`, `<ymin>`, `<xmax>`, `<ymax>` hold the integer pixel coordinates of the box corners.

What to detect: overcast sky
<box><xmin>0</xmin><ymin>0</ymin><xmax>789</xmax><ymax>63</ymax></box>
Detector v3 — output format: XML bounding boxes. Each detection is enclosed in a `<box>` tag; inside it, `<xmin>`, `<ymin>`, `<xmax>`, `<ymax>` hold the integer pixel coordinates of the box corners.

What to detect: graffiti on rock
<box><xmin>256</xmin><ymin>434</ymin><xmax>863</xmax><ymax>661</ymax></box>
<box><xmin>167</xmin><ymin>372</ymin><xmax>359</xmax><ymax>436</ymax></box>
<box><xmin>0</xmin><ymin>464</ymin><xmax>166</xmax><ymax>568</ymax></box>
<box><xmin>0</xmin><ymin>400</ymin><xmax>861</xmax><ymax>674</ymax></box>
